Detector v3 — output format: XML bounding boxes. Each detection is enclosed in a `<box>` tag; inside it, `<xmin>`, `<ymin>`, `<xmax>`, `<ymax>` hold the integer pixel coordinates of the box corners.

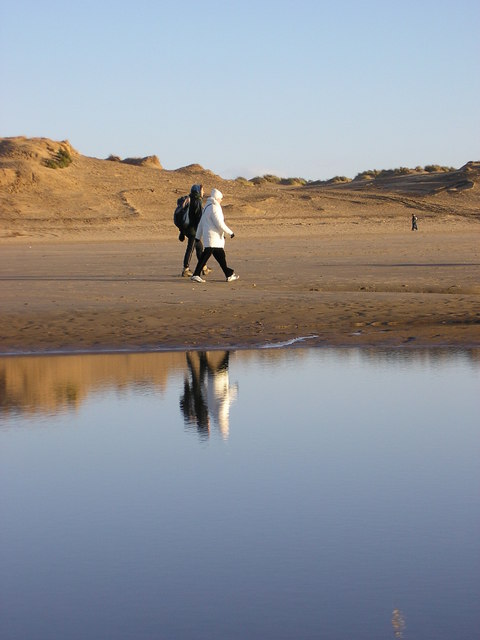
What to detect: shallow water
<box><xmin>1</xmin><ymin>347</ymin><xmax>479</xmax><ymax>640</ymax></box>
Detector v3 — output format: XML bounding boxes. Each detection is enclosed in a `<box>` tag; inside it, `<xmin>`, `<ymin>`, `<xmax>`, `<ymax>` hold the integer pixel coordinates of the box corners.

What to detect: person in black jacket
<box><xmin>181</xmin><ymin>184</ymin><xmax>211</xmax><ymax>277</ymax></box>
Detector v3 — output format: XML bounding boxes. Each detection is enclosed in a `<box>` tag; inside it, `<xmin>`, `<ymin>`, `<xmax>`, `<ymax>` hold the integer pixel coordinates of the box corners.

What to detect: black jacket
<box><xmin>187</xmin><ymin>192</ymin><xmax>203</xmax><ymax>230</ymax></box>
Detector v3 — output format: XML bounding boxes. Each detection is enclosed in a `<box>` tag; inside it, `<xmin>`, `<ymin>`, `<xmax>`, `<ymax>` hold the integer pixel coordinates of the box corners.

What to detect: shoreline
<box><xmin>1</xmin><ymin>324</ymin><xmax>480</xmax><ymax>358</ymax></box>
<box><xmin>2</xmin><ymin>341</ymin><xmax>480</xmax><ymax>359</ymax></box>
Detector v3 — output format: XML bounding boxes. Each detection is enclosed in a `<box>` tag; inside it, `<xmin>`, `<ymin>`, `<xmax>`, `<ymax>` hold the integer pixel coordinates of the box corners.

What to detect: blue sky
<box><xmin>1</xmin><ymin>0</ymin><xmax>479</xmax><ymax>180</ymax></box>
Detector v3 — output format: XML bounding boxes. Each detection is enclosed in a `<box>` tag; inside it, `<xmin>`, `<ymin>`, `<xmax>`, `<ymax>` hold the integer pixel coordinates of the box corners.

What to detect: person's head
<box><xmin>211</xmin><ymin>188</ymin><xmax>223</xmax><ymax>203</ymax></box>
<box><xmin>190</xmin><ymin>184</ymin><xmax>204</xmax><ymax>198</ymax></box>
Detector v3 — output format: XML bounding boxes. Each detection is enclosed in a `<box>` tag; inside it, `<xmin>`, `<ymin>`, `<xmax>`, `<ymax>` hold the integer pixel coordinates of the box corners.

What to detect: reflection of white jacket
<box><xmin>207</xmin><ymin>369</ymin><xmax>238</xmax><ymax>440</ymax></box>
<box><xmin>196</xmin><ymin>189</ymin><xmax>233</xmax><ymax>248</ymax></box>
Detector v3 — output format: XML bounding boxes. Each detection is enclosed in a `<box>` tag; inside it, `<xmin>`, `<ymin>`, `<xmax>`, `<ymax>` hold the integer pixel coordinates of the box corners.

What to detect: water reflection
<box><xmin>0</xmin><ymin>352</ymin><xmax>187</xmax><ymax>417</ymax></box>
<box><xmin>392</xmin><ymin>609</ymin><xmax>406</xmax><ymax>639</ymax></box>
<box><xmin>180</xmin><ymin>351</ymin><xmax>238</xmax><ymax>440</ymax></box>
<box><xmin>0</xmin><ymin>347</ymin><xmax>479</xmax><ymax>640</ymax></box>
<box><xmin>1</xmin><ymin>347</ymin><xmax>478</xmax><ymax>420</ymax></box>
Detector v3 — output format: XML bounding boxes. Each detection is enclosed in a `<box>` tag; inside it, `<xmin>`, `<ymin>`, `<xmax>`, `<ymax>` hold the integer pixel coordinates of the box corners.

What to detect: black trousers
<box><xmin>193</xmin><ymin>248</ymin><xmax>234</xmax><ymax>278</ymax></box>
<box><xmin>183</xmin><ymin>236</ymin><xmax>204</xmax><ymax>269</ymax></box>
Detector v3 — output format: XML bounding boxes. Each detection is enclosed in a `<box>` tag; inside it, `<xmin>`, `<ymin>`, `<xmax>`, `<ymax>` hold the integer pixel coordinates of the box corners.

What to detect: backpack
<box><xmin>173</xmin><ymin>195</ymin><xmax>190</xmax><ymax>230</ymax></box>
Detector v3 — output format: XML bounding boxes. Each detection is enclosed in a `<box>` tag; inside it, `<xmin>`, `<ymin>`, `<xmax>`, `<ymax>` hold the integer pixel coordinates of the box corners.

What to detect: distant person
<box><xmin>191</xmin><ymin>188</ymin><xmax>239</xmax><ymax>283</ymax></box>
<box><xmin>181</xmin><ymin>184</ymin><xmax>211</xmax><ymax>277</ymax></box>
<box><xmin>411</xmin><ymin>213</ymin><xmax>418</xmax><ymax>231</ymax></box>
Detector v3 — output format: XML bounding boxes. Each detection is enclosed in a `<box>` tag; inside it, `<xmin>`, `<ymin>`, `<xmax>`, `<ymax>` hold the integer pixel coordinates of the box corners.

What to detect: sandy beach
<box><xmin>1</xmin><ymin>227</ymin><xmax>479</xmax><ymax>354</ymax></box>
<box><xmin>1</xmin><ymin>137</ymin><xmax>479</xmax><ymax>354</ymax></box>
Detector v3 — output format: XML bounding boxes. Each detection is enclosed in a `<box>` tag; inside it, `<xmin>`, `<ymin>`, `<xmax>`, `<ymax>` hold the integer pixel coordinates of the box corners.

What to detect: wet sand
<box><xmin>1</xmin><ymin>222</ymin><xmax>479</xmax><ymax>354</ymax></box>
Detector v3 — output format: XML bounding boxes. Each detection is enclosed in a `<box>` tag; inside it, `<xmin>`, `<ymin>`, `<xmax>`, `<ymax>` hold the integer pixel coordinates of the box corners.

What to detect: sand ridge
<box><xmin>0</xmin><ymin>137</ymin><xmax>479</xmax><ymax>353</ymax></box>
<box><xmin>1</xmin><ymin>136</ymin><xmax>479</xmax><ymax>242</ymax></box>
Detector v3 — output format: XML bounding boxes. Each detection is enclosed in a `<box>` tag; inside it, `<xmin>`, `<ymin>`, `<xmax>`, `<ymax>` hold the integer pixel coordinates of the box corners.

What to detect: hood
<box><xmin>210</xmin><ymin>188</ymin><xmax>223</xmax><ymax>203</ymax></box>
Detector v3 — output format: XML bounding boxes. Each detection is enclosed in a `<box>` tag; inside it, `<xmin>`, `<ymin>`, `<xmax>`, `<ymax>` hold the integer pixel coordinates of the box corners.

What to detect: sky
<box><xmin>1</xmin><ymin>0</ymin><xmax>479</xmax><ymax>181</ymax></box>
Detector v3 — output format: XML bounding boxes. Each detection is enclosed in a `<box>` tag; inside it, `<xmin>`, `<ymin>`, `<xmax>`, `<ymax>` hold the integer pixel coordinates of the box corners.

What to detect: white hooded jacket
<box><xmin>195</xmin><ymin>189</ymin><xmax>233</xmax><ymax>248</ymax></box>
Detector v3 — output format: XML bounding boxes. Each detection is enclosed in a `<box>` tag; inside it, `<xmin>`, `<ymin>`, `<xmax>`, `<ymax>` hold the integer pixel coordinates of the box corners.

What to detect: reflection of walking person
<box><xmin>179</xmin><ymin>351</ymin><xmax>238</xmax><ymax>440</ymax></box>
<box><xmin>206</xmin><ymin>352</ymin><xmax>238</xmax><ymax>440</ymax></box>
<box><xmin>180</xmin><ymin>351</ymin><xmax>210</xmax><ymax>436</ymax></box>
<box><xmin>191</xmin><ymin>188</ymin><xmax>239</xmax><ymax>283</ymax></box>
<box><xmin>411</xmin><ymin>213</ymin><xmax>418</xmax><ymax>231</ymax></box>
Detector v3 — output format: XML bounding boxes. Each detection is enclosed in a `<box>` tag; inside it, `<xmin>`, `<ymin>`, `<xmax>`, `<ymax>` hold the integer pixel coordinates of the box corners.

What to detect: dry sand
<box><xmin>1</xmin><ymin>137</ymin><xmax>479</xmax><ymax>353</ymax></box>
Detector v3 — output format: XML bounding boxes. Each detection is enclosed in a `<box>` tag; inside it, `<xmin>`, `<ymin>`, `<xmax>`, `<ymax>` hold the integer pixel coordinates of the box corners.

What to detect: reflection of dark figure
<box><xmin>411</xmin><ymin>214</ymin><xmax>418</xmax><ymax>231</ymax></box>
<box><xmin>180</xmin><ymin>352</ymin><xmax>210</xmax><ymax>437</ymax></box>
<box><xmin>179</xmin><ymin>351</ymin><xmax>237</xmax><ymax>439</ymax></box>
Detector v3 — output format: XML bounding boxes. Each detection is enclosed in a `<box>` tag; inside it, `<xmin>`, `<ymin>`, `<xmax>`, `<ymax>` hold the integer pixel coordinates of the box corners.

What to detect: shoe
<box><xmin>226</xmin><ymin>273</ymin><xmax>239</xmax><ymax>282</ymax></box>
<box><xmin>182</xmin><ymin>267</ymin><xmax>193</xmax><ymax>277</ymax></box>
<box><xmin>202</xmin><ymin>266</ymin><xmax>213</xmax><ymax>275</ymax></box>
<box><xmin>191</xmin><ymin>275</ymin><xmax>206</xmax><ymax>283</ymax></box>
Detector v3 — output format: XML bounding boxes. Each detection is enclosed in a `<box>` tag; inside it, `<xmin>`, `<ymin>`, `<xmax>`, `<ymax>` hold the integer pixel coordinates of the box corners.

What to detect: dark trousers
<box><xmin>183</xmin><ymin>236</ymin><xmax>204</xmax><ymax>269</ymax></box>
<box><xmin>193</xmin><ymin>247</ymin><xmax>234</xmax><ymax>278</ymax></box>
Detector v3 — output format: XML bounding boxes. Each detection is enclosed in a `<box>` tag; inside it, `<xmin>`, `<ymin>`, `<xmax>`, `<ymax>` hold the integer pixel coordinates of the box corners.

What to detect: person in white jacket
<box><xmin>191</xmin><ymin>188</ymin><xmax>239</xmax><ymax>283</ymax></box>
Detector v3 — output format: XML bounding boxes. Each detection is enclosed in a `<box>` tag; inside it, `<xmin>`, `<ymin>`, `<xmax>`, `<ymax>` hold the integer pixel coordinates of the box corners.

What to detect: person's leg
<box><xmin>183</xmin><ymin>235</ymin><xmax>196</xmax><ymax>272</ymax></box>
<box><xmin>212</xmin><ymin>248</ymin><xmax>234</xmax><ymax>278</ymax></box>
<box><xmin>192</xmin><ymin>247</ymin><xmax>213</xmax><ymax>277</ymax></box>
<box><xmin>195</xmin><ymin>238</ymin><xmax>204</xmax><ymax>261</ymax></box>
<box><xmin>196</xmin><ymin>239</ymin><xmax>212</xmax><ymax>275</ymax></box>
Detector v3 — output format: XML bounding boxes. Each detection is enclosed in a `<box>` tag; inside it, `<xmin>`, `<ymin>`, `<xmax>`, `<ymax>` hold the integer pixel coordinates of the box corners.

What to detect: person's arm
<box><xmin>213</xmin><ymin>205</ymin><xmax>233</xmax><ymax>237</ymax></box>
<box><xmin>195</xmin><ymin>215</ymin><xmax>204</xmax><ymax>240</ymax></box>
<box><xmin>191</xmin><ymin>198</ymin><xmax>202</xmax><ymax>228</ymax></box>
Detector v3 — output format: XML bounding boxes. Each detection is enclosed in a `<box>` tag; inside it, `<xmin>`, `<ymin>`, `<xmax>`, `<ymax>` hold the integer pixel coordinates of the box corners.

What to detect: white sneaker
<box><xmin>226</xmin><ymin>273</ymin><xmax>239</xmax><ymax>282</ymax></box>
<box><xmin>191</xmin><ymin>275</ymin><xmax>205</xmax><ymax>283</ymax></box>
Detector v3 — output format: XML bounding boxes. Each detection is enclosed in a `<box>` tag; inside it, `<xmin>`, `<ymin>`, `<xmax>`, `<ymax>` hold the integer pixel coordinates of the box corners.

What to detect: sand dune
<box><xmin>0</xmin><ymin>137</ymin><xmax>479</xmax><ymax>352</ymax></box>
<box><xmin>1</xmin><ymin>136</ymin><xmax>479</xmax><ymax>241</ymax></box>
